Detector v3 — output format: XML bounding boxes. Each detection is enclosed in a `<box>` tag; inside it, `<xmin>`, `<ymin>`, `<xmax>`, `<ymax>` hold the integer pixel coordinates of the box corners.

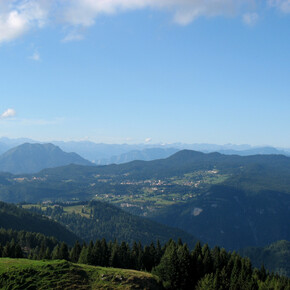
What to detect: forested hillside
<box><xmin>0</xmin><ymin>202</ymin><xmax>78</xmax><ymax>245</ymax></box>
<box><xmin>149</xmin><ymin>185</ymin><xmax>290</xmax><ymax>249</ymax></box>
<box><xmin>240</xmin><ymin>240</ymin><xmax>290</xmax><ymax>277</ymax></box>
<box><xmin>26</xmin><ymin>201</ymin><xmax>197</xmax><ymax>247</ymax></box>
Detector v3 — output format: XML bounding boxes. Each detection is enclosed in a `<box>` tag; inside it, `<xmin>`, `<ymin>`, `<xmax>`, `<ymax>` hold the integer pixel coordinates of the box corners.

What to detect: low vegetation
<box><xmin>0</xmin><ymin>258</ymin><xmax>161</xmax><ymax>289</ymax></box>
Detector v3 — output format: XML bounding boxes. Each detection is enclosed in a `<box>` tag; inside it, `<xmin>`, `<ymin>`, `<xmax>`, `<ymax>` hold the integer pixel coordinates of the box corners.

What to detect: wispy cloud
<box><xmin>62</xmin><ymin>29</ymin><xmax>84</xmax><ymax>43</ymax></box>
<box><xmin>29</xmin><ymin>50</ymin><xmax>40</xmax><ymax>61</ymax></box>
<box><xmin>62</xmin><ymin>0</ymin><xmax>256</xmax><ymax>26</ymax></box>
<box><xmin>145</xmin><ymin>137</ymin><xmax>152</xmax><ymax>143</ymax></box>
<box><xmin>243</xmin><ymin>12</ymin><xmax>259</xmax><ymax>25</ymax></box>
<box><xmin>0</xmin><ymin>108</ymin><xmax>16</xmax><ymax>119</ymax></box>
<box><xmin>0</xmin><ymin>0</ymin><xmax>289</xmax><ymax>45</ymax></box>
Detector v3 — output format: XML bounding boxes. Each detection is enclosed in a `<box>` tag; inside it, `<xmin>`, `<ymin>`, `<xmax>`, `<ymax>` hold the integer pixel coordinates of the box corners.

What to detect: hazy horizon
<box><xmin>1</xmin><ymin>135</ymin><xmax>290</xmax><ymax>151</ymax></box>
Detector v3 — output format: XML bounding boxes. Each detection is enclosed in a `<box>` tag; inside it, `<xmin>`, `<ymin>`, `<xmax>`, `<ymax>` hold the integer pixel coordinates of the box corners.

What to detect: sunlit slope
<box><xmin>0</xmin><ymin>259</ymin><xmax>161</xmax><ymax>289</ymax></box>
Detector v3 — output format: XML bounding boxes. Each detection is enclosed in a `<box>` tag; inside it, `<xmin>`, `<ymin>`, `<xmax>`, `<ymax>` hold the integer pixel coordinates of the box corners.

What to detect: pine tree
<box><xmin>100</xmin><ymin>238</ymin><xmax>109</xmax><ymax>267</ymax></box>
<box><xmin>52</xmin><ymin>244</ymin><xmax>60</xmax><ymax>260</ymax></box>
<box><xmin>110</xmin><ymin>242</ymin><xmax>120</xmax><ymax>268</ymax></box>
<box><xmin>153</xmin><ymin>240</ymin><xmax>181</xmax><ymax>289</ymax></box>
<box><xmin>70</xmin><ymin>241</ymin><xmax>81</xmax><ymax>263</ymax></box>
<box><xmin>196</xmin><ymin>273</ymin><xmax>216</xmax><ymax>290</ymax></box>
<box><xmin>78</xmin><ymin>244</ymin><xmax>88</xmax><ymax>264</ymax></box>
<box><xmin>59</xmin><ymin>242</ymin><xmax>69</xmax><ymax>261</ymax></box>
<box><xmin>177</xmin><ymin>244</ymin><xmax>192</xmax><ymax>289</ymax></box>
<box><xmin>86</xmin><ymin>241</ymin><xmax>94</xmax><ymax>265</ymax></box>
<box><xmin>14</xmin><ymin>244</ymin><xmax>23</xmax><ymax>258</ymax></box>
<box><xmin>92</xmin><ymin>240</ymin><xmax>102</xmax><ymax>266</ymax></box>
<box><xmin>230</xmin><ymin>256</ymin><xmax>242</xmax><ymax>290</ymax></box>
<box><xmin>38</xmin><ymin>240</ymin><xmax>46</xmax><ymax>260</ymax></box>
<box><xmin>155</xmin><ymin>240</ymin><xmax>163</xmax><ymax>266</ymax></box>
<box><xmin>44</xmin><ymin>247</ymin><xmax>51</xmax><ymax>260</ymax></box>
<box><xmin>2</xmin><ymin>242</ymin><xmax>11</xmax><ymax>257</ymax></box>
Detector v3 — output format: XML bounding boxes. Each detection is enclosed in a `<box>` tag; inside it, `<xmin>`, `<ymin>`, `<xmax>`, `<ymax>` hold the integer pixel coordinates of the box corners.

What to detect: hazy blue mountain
<box><xmin>1</xmin><ymin>137</ymin><xmax>290</xmax><ymax>163</ymax></box>
<box><xmin>0</xmin><ymin>144</ymin><xmax>9</xmax><ymax>156</ymax></box>
<box><xmin>168</xmin><ymin>143</ymin><xmax>253</xmax><ymax>152</ymax></box>
<box><xmin>0</xmin><ymin>137</ymin><xmax>36</xmax><ymax>155</ymax></box>
<box><xmin>97</xmin><ymin>148</ymin><xmax>179</xmax><ymax>165</ymax></box>
<box><xmin>51</xmin><ymin>141</ymin><xmax>290</xmax><ymax>163</ymax></box>
<box><xmin>219</xmin><ymin>146</ymin><xmax>290</xmax><ymax>156</ymax></box>
<box><xmin>0</xmin><ymin>143</ymin><xmax>93</xmax><ymax>174</ymax></box>
<box><xmin>53</xmin><ymin>141</ymin><xmax>149</xmax><ymax>162</ymax></box>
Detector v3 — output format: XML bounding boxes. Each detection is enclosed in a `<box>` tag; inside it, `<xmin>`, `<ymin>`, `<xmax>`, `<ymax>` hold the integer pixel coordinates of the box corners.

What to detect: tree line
<box><xmin>1</xmin><ymin>230</ymin><xmax>289</xmax><ymax>289</ymax></box>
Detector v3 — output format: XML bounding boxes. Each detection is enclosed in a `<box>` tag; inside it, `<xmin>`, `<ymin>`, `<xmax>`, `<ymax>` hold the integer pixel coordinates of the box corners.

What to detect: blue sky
<box><xmin>0</xmin><ymin>0</ymin><xmax>290</xmax><ymax>146</ymax></box>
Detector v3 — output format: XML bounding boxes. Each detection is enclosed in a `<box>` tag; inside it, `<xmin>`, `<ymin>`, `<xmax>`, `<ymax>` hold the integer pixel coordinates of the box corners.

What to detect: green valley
<box><xmin>1</xmin><ymin>150</ymin><xmax>290</xmax><ymax>250</ymax></box>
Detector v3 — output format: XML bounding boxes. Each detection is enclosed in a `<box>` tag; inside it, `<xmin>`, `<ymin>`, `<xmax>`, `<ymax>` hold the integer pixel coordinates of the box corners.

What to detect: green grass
<box><xmin>64</xmin><ymin>205</ymin><xmax>91</xmax><ymax>218</ymax></box>
<box><xmin>0</xmin><ymin>258</ymin><xmax>162</xmax><ymax>289</ymax></box>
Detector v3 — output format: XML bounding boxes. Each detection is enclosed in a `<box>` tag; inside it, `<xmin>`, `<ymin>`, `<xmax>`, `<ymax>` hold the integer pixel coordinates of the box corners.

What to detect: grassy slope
<box><xmin>0</xmin><ymin>258</ymin><xmax>162</xmax><ymax>289</ymax></box>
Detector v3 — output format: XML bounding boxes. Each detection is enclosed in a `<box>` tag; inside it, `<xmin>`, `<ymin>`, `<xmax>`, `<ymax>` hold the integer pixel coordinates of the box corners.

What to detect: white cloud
<box><xmin>29</xmin><ymin>50</ymin><xmax>40</xmax><ymax>61</ymax></box>
<box><xmin>145</xmin><ymin>137</ymin><xmax>152</xmax><ymax>143</ymax></box>
<box><xmin>0</xmin><ymin>0</ymin><xmax>290</xmax><ymax>44</ymax></box>
<box><xmin>63</xmin><ymin>0</ymin><xmax>256</xmax><ymax>26</ymax></box>
<box><xmin>0</xmin><ymin>0</ymin><xmax>50</xmax><ymax>44</ymax></box>
<box><xmin>0</xmin><ymin>108</ymin><xmax>16</xmax><ymax>119</ymax></box>
<box><xmin>243</xmin><ymin>12</ymin><xmax>259</xmax><ymax>25</ymax></box>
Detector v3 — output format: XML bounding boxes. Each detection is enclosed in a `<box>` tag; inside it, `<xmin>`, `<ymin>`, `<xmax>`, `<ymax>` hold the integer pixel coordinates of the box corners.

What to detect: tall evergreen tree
<box><xmin>59</xmin><ymin>242</ymin><xmax>69</xmax><ymax>261</ymax></box>
<box><xmin>70</xmin><ymin>241</ymin><xmax>81</xmax><ymax>263</ymax></box>
<box><xmin>78</xmin><ymin>244</ymin><xmax>88</xmax><ymax>264</ymax></box>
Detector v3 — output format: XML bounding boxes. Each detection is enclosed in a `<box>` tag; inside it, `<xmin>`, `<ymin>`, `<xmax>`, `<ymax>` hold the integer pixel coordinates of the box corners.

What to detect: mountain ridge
<box><xmin>0</xmin><ymin>143</ymin><xmax>93</xmax><ymax>174</ymax></box>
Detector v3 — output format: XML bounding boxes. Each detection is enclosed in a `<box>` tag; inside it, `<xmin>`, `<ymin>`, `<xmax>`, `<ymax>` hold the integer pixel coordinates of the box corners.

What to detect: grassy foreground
<box><xmin>0</xmin><ymin>258</ymin><xmax>162</xmax><ymax>289</ymax></box>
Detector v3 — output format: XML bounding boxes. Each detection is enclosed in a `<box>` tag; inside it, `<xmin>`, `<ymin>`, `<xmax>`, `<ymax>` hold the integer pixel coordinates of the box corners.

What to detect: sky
<box><xmin>0</xmin><ymin>0</ymin><xmax>290</xmax><ymax>147</ymax></box>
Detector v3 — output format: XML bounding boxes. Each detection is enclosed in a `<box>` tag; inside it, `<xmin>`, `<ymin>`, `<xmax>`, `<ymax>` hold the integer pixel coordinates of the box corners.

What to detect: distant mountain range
<box><xmin>0</xmin><ymin>143</ymin><xmax>93</xmax><ymax>174</ymax></box>
<box><xmin>95</xmin><ymin>148</ymin><xmax>179</xmax><ymax>165</ymax></box>
<box><xmin>1</xmin><ymin>137</ymin><xmax>289</xmax><ymax>165</ymax></box>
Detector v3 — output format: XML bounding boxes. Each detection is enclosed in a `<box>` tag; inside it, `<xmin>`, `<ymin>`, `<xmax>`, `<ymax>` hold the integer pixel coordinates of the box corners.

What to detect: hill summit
<box><xmin>0</xmin><ymin>143</ymin><xmax>93</xmax><ymax>174</ymax></box>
